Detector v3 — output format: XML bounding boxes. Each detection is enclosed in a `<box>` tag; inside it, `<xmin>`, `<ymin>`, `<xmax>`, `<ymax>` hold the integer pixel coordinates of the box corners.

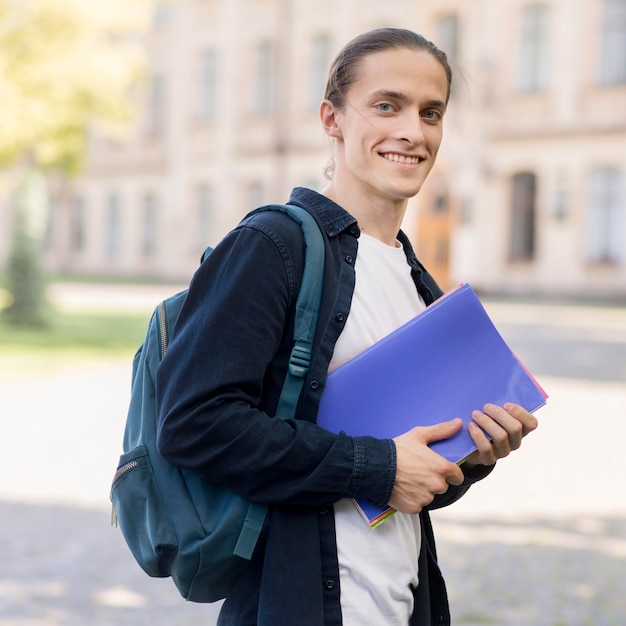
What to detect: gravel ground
<box><xmin>2</xmin><ymin>500</ymin><xmax>625</xmax><ymax>626</ymax></box>
<box><xmin>2</xmin><ymin>284</ymin><xmax>625</xmax><ymax>625</ymax></box>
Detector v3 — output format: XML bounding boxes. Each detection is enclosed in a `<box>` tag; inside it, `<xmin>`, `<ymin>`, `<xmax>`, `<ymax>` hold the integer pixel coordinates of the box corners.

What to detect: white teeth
<box><xmin>383</xmin><ymin>153</ymin><xmax>421</xmax><ymax>164</ymax></box>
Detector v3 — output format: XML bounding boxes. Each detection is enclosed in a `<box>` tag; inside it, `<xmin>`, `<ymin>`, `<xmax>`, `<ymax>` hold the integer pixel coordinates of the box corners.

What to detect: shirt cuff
<box><xmin>349</xmin><ymin>436</ymin><xmax>396</xmax><ymax>509</ymax></box>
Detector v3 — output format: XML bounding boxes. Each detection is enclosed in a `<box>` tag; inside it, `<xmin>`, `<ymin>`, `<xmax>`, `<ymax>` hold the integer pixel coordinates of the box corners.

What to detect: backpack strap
<box><xmin>233</xmin><ymin>203</ymin><xmax>325</xmax><ymax>560</ymax></box>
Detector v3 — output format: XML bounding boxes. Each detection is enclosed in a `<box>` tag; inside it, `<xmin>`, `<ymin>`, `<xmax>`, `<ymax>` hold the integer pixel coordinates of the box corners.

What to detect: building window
<box><xmin>437</xmin><ymin>15</ymin><xmax>460</xmax><ymax>66</ymax></box>
<box><xmin>105</xmin><ymin>194</ymin><xmax>121</xmax><ymax>257</ymax></box>
<box><xmin>147</xmin><ymin>75</ymin><xmax>165</xmax><ymax>137</ymax></box>
<box><xmin>598</xmin><ymin>0</ymin><xmax>626</xmax><ymax>84</ymax></box>
<box><xmin>553</xmin><ymin>185</ymin><xmax>568</xmax><ymax>221</ymax></box>
<box><xmin>433</xmin><ymin>193</ymin><xmax>449</xmax><ymax>213</ymax></box>
<box><xmin>198</xmin><ymin>50</ymin><xmax>217</xmax><ymax>120</ymax></box>
<box><xmin>309</xmin><ymin>34</ymin><xmax>331</xmax><ymax>110</ymax></box>
<box><xmin>517</xmin><ymin>4</ymin><xmax>550</xmax><ymax>93</ymax></box>
<box><xmin>252</xmin><ymin>42</ymin><xmax>273</xmax><ymax>115</ymax></box>
<box><xmin>509</xmin><ymin>172</ymin><xmax>537</xmax><ymax>261</ymax></box>
<box><xmin>142</xmin><ymin>193</ymin><xmax>157</xmax><ymax>257</ymax></box>
<box><xmin>153</xmin><ymin>3</ymin><xmax>171</xmax><ymax>26</ymax></box>
<box><xmin>71</xmin><ymin>196</ymin><xmax>86</xmax><ymax>252</ymax></box>
<box><xmin>196</xmin><ymin>184</ymin><xmax>213</xmax><ymax>253</ymax></box>
<box><xmin>587</xmin><ymin>167</ymin><xmax>624</xmax><ymax>263</ymax></box>
<box><xmin>248</xmin><ymin>182</ymin><xmax>264</xmax><ymax>208</ymax></box>
<box><xmin>430</xmin><ymin>177</ymin><xmax>449</xmax><ymax>213</ymax></box>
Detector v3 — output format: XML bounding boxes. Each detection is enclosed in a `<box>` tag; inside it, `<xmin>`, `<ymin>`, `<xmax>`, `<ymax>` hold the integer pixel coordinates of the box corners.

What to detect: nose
<box><xmin>398</xmin><ymin>108</ymin><xmax>425</xmax><ymax>145</ymax></box>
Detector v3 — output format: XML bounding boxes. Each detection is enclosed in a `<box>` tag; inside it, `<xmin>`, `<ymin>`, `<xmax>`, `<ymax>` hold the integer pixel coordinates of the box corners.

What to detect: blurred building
<box><xmin>19</xmin><ymin>0</ymin><xmax>626</xmax><ymax>297</ymax></box>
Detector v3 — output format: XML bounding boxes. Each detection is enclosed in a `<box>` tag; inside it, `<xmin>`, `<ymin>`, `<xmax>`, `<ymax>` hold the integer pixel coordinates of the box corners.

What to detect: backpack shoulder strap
<box><xmin>245</xmin><ymin>203</ymin><xmax>325</xmax><ymax>412</ymax></box>
<box><xmin>233</xmin><ymin>203</ymin><xmax>325</xmax><ymax>560</ymax></box>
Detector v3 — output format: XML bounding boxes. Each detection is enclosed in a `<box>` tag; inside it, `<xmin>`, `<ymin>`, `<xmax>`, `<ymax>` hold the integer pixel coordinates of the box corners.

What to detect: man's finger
<box><xmin>420</xmin><ymin>418</ymin><xmax>463</xmax><ymax>444</ymax></box>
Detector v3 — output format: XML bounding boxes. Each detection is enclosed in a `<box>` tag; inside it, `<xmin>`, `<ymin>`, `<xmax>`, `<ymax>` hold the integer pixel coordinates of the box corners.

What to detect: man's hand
<box><xmin>390</xmin><ymin>419</ymin><xmax>465</xmax><ymax>514</ymax></box>
<box><xmin>464</xmin><ymin>402</ymin><xmax>538</xmax><ymax>468</ymax></box>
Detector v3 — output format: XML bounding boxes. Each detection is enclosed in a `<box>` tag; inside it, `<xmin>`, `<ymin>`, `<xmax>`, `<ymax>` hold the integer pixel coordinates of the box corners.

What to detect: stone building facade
<box><xmin>4</xmin><ymin>0</ymin><xmax>625</xmax><ymax>298</ymax></box>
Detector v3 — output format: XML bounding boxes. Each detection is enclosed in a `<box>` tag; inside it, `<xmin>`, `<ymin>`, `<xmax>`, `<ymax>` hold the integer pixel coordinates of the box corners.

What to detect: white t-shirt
<box><xmin>330</xmin><ymin>233</ymin><xmax>427</xmax><ymax>626</ymax></box>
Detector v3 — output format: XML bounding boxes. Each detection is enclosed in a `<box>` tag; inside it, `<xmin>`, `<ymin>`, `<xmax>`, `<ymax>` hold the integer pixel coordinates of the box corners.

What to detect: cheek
<box><xmin>427</xmin><ymin>128</ymin><xmax>444</xmax><ymax>152</ymax></box>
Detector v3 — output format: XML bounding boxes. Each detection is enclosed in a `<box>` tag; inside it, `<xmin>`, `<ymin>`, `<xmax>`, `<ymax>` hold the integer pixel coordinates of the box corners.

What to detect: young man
<box><xmin>157</xmin><ymin>28</ymin><xmax>537</xmax><ymax>626</ymax></box>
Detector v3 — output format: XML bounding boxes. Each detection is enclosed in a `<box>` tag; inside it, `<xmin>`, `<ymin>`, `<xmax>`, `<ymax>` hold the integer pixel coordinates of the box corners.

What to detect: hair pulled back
<box><xmin>324</xmin><ymin>28</ymin><xmax>452</xmax><ymax>109</ymax></box>
<box><xmin>322</xmin><ymin>28</ymin><xmax>452</xmax><ymax>179</ymax></box>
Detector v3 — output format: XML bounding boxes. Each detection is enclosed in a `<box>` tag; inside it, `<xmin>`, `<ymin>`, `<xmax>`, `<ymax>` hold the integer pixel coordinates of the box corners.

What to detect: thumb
<box><xmin>420</xmin><ymin>418</ymin><xmax>463</xmax><ymax>444</ymax></box>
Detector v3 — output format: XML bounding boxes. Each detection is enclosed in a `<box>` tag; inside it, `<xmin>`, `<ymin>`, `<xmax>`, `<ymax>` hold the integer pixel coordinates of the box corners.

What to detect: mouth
<box><xmin>380</xmin><ymin>152</ymin><xmax>425</xmax><ymax>165</ymax></box>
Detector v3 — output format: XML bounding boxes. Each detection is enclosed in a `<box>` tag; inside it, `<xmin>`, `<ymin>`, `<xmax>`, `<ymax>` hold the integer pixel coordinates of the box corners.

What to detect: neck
<box><xmin>322</xmin><ymin>183</ymin><xmax>408</xmax><ymax>247</ymax></box>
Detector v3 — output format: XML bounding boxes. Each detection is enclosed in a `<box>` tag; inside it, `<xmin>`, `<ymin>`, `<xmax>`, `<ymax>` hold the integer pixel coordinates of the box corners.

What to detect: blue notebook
<box><xmin>316</xmin><ymin>283</ymin><xmax>547</xmax><ymax>525</ymax></box>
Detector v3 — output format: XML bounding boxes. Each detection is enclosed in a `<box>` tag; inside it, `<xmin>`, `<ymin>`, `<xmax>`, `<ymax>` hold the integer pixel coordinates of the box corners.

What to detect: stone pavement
<box><xmin>1</xmin><ymin>284</ymin><xmax>625</xmax><ymax>625</ymax></box>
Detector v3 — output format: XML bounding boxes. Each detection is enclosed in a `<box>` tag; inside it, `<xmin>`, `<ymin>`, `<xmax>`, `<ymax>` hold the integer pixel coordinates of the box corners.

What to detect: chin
<box><xmin>389</xmin><ymin>184</ymin><xmax>425</xmax><ymax>200</ymax></box>
<box><xmin>388</xmin><ymin>176</ymin><xmax>429</xmax><ymax>199</ymax></box>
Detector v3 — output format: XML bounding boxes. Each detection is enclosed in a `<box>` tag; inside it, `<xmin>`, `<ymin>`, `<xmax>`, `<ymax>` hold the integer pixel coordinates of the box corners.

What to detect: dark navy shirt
<box><xmin>157</xmin><ymin>187</ymin><xmax>492</xmax><ymax>625</ymax></box>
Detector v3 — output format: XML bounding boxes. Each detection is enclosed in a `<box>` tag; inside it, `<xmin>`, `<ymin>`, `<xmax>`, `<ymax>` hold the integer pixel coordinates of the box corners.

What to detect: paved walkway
<box><xmin>1</xmin><ymin>284</ymin><xmax>625</xmax><ymax>625</ymax></box>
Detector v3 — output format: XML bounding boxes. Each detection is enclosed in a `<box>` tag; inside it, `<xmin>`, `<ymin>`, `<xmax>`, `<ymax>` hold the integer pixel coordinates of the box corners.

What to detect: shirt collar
<box><xmin>288</xmin><ymin>187</ymin><xmax>358</xmax><ymax>238</ymax></box>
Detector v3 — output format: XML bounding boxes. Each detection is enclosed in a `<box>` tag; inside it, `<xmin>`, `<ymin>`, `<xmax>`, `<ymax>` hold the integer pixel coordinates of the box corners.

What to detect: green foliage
<box><xmin>2</xmin><ymin>231</ymin><xmax>47</xmax><ymax>326</ymax></box>
<box><xmin>2</xmin><ymin>170</ymin><xmax>49</xmax><ymax>326</ymax></box>
<box><xmin>0</xmin><ymin>0</ymin><xmax>153</xmax><ymax>322</ymax></box>
<box><xmin>0</xmin><ymin>0</ymin><xmax>151</xmax><ymax>173</ymax></box>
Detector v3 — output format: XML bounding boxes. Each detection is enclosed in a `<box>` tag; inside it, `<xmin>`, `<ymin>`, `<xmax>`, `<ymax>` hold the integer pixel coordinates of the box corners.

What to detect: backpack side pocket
<box><xmin>111</xmin><ymin>445</ymin><xmax>178</xmax><ymax>577</ymax></box>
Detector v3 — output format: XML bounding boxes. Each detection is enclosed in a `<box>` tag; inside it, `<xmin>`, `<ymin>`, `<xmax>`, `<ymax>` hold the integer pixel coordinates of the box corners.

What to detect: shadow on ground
<box><xmin>434</xmin><ymin>514</ymin><xmax>626</xmax><ymax>626</ymax></box>
<box><xmin>2</xmin><ymin>500</ymin><xmax>626</xmax><ymax>626</ymax></box>
<box><xmin>1</xmin><ymin>501</ymin><xmax>221</xmax><ymax>626</ymax></box>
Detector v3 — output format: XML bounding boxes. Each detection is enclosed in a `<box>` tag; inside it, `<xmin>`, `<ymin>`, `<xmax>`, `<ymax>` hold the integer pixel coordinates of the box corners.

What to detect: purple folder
<box><xmin>317</xmin><ymin>283</ymin><xmax>547</xmax><ymax>465</ymax></box>
<box><xmin>317</xmin><ymin>283</ymin><xmax>547</xmax><ymax>526</ymax></box>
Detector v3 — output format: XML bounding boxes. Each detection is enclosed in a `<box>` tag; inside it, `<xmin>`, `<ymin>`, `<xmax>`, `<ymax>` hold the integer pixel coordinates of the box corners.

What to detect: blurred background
<box><xmin>0</xmin><ymin>0</ymin><xmax>625</xmax><ymax>624</ymax></box>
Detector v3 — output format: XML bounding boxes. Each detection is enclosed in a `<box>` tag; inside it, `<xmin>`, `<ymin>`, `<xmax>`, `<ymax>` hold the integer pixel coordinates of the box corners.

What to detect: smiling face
<box><xmin>321</xmin><ymin>46</ymin><xmax>449</xmax><ymax>215</ymax></box>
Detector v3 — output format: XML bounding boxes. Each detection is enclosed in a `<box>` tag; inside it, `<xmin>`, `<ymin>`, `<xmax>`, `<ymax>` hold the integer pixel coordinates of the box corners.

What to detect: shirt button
<box><xmin>318</xmin><ymin>507</ymin><xmax>328</xmax><ymax>515</ymax></box>
<box><xmin>336</xmin><ymin>312</ymin><xmax>345</xmax><ymax>322</ymax></box>
<box><xmin>325</xmin><ymin>579</ymin><xmax>335</xmax><ymax>590</ymax></box>
<box><xmin>344</xmin><ymin>255</ymin><xmax>353</xmax><ymax>265</ymax></box>
<box><xmin>310</xmin><ymin>380</ymin><xmax>319</xmax><ymax>390</ymax></box>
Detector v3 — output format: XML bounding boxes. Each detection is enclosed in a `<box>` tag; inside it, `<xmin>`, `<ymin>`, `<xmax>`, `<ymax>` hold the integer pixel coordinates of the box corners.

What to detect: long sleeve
<box><xmin>156</xmin><ymin>215</ymin><xmax>395</xmax><ymax>509</ymax></box>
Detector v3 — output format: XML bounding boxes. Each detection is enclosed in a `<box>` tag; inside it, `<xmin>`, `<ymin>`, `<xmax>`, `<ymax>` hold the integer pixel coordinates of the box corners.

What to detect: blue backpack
<box><xmin>110</xmin><ymin>204</ymin><xmax>325</xmax><ymax>602</ymax></box>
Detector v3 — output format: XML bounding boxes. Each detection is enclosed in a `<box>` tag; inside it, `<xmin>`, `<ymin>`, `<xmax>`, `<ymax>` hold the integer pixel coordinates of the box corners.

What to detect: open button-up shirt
<box><xmin>157</xmin><ymin>187</ymin><xmax>492</xmax><ymax>626</ymax></box>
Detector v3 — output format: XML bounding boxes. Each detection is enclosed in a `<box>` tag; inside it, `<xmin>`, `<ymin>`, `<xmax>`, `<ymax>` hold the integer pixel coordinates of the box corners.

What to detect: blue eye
<box><xmin>422</xmin><ymin>110</ymin><xmax>442</xmax><ymax>121</ymax></box>
<box><xmin>376</xmin><ymin>102</ymin><xmax>394</xmax><ymax>112</ymax></box>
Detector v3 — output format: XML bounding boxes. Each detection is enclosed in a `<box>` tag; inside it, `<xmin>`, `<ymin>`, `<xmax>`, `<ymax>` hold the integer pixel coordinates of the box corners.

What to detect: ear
<box><xmin>320</xmin><ymin>100</ymin><xmax>343</xmax><ymax>139</ymax></box>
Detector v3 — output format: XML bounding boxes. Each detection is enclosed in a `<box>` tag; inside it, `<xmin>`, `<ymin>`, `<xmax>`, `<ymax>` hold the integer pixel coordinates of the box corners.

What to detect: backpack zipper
<box><xmin>110</xmin><ymin>458</ymin><xmax>141</xmax><ymax>527</ymax></box>
<box><xmin>112</xmin><ymin>458</ymin><xmax>140</xmax><ymax>484</ymax></box>
<box><xmin>158</xmin><ymin>300</ymin><xmax>168</xmax><ymax>359</ymax></box>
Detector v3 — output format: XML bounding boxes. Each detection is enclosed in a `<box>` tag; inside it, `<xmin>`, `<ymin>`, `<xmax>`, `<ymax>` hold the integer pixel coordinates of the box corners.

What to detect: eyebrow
<box><xmin>370</xmin><ymin>90</ymin><xmax>447</xmax><ymax>110</ymax></box>
<box><xmin>370</xmin><ymin>89</ymin><xmax>410</xmax><ymax>102</ymax></box>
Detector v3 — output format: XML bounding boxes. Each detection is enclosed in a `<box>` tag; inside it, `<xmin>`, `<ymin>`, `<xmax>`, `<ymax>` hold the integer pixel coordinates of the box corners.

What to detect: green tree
<box><xmin>3</xmin><ymin>171</ymin><xmax>48</xmax><ymax>325</ymax></box>
<box><xmin>0</xmin><ymin>0</ymin><xmax>151</xmax><ymax>324</ymax></box>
